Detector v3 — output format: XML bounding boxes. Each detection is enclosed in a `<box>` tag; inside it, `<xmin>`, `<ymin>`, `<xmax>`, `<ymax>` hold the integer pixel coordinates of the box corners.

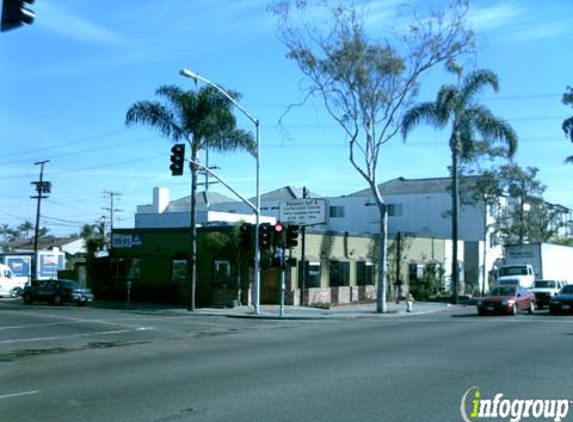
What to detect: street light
<box><xmin>179</xmin><ymin>68</ymin><xmax>262</xmax><ymax>315</ymax></box>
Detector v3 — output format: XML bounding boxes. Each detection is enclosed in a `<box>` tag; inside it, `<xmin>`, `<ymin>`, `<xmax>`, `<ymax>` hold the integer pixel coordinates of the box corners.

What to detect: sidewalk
<box><xmin>94</xmin><ymin>300</ymin><xmax>456</xmax><ymax>320</ymax></box>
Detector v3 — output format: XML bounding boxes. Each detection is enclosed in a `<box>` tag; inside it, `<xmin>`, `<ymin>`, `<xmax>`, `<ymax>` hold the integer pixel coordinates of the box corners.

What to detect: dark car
<box><xmin>22</xmin><ymin>279</ymin><xmax>94</xmax><ymax>306</ymax></box>
<box><xmin>477</xmin><ymin>285</ymin><xmax>535</xmax><ymax>316</ymax></box>
<box><xmin>549</xmin><ymin>284</ymin><xmax>573</xmax><ymax>315</ymax></box>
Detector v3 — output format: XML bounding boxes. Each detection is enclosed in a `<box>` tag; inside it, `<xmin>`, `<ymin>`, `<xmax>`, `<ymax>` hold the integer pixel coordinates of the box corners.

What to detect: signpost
<box><xmin>279</xmin><ymin>199</ymin><xmax>327</xmax><ymax>226</ymax></box>
<box><xmin>279</xmin><ymin>197</ymin><xmax>327</xmax><ymax>308</ymax></box>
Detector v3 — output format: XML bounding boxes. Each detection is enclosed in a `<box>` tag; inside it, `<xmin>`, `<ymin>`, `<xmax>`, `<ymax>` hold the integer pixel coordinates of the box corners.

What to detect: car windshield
<box><xmin>499</xmin><ymin>266</ymin><xmax>528</xmax><ymax>276</ymax></box>
<box><xmin>59</xmin><ymin>280</ymin><xmax>82</xmax><ymax>289</ymax></box>
<box><xmin>490</xmin><ymin>287</ymin><xmax>516</xmax><ymax>297</ymax></box>
<box><xmin>561</xmin><ymin>285</ymin><xmax>573</xmax><ymax>294</ymax></box>
<box><xmin>533</xmin><ymin>280</ymin><xmax>555</xmax><ymax>288</ymax></box>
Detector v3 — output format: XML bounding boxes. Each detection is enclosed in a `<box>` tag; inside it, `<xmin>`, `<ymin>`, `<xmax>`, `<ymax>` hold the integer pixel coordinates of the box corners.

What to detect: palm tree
<box><xmin>126</xmin><ymin>85</ymin><xmax>255</xmax><ymax>311</ymax></box>
<box><xmin>401</xmin><ymin>66</ymin><xmax>517</xmax><ymax>303</ymax></box>
<box><xmin>562</xmin><ymin>86</ymin><xmax>573</xmax><ymax>163</ymax></box>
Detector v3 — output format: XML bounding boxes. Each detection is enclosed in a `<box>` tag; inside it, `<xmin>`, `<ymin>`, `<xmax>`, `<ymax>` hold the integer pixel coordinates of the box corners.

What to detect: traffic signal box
<box><xmin>258</xmin><ymin>223</ymin><xmax>273</xmax><ymax>250</ymax></box>
<box><xmin>285</xmin><ymin>224</ymin><xmax>300</xmax><ymax>248</ymax></box>
<box><xmin>170</xmin><ymin>144</ymin><xmax>185</xmax><ymax>176</ymax></box>
<box><xmin>239</xmin><ymin>223</ymin><xmax>253</xmax><ymax>250</ymax></box>
<box><xmin>1</xmin><ymin>0</ymin><xmax>35</xmax><ymax>32</ymax></box>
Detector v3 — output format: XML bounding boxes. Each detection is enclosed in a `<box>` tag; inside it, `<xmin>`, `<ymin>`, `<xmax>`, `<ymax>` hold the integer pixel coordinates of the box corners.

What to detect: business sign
<box><xmin>112</xmin><ymin>234</ymin><xmax>143</xmax><ymax>249</ymax></box>
<box><xmin>279</xmin><ymin>199</ymin><xmax>327</xmax><ymax>226</ymax></box>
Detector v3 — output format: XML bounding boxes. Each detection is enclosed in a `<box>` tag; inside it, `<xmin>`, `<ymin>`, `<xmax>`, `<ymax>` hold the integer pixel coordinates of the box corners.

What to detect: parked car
<box><xmin>529</xmin><ymin>280</ymin><xmax>568</xmax><ymax>309</ymax></box>
<box><xmin>477</xmin><ymin>285</ymin><xmax>535</xmax><ymax>316</ymax></box>
<box><xmin>549</xmin><ymin>284</ymin><xmax>573</xmax><ymax>315</ymax></box>
<box><xmin>22</xmin><ymin>279</ymin><xmax>94</xmax><ymax>306</ymax></box>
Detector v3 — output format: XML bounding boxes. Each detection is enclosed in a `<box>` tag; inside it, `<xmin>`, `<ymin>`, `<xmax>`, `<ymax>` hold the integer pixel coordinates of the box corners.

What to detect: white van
<box><xmin>0</xmin><ymin>263</ymin><xmax>28</xmax><ymax>298</ymax></box>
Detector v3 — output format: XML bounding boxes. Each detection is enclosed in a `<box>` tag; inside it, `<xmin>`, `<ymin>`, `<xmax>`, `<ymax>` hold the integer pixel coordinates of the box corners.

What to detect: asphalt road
<box><xmin>1</xmin><ymin>299</ymin><xmax>573</xmax><ymax>422</ymax></box>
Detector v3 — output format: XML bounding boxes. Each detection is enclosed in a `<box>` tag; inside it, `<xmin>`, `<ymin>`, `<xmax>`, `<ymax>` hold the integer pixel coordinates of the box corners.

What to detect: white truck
<box><xmin>496</xmin><ymin>243</ymin><xmax>573</xmax><ymax>288</ymax></box>
<box><xmin>0</xmin><ymin>263</ymin><xmax>28</xmax><ymax>298</ymax></box>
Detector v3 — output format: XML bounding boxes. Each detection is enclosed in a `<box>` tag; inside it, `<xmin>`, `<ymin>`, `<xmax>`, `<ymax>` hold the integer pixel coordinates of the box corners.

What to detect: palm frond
<box><xmin>562</xmin><ymin>116</ymin><xmax>573</xmax><ymax>142</ymax></box>
<box><xmin>466</xmin><ymin>105</ymin><xmax>517</xmax><ymax>157</ymax></box>
<box><xmin>461</xmin><ymin>69</ymin><xmax>498</xmax><ymax>103</ymax></box>
<box><xmin>125</xmin><ymin>101</ymin><xmax>185</xmax><ymax>141</ymax></box>
<box><xmin>401</xmin><ymin>102</ymin><xmax>446</xmax><ymax>139</ymax></box>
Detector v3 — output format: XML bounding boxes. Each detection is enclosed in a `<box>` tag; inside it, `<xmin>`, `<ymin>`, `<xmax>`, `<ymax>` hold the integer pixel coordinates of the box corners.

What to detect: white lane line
<box><xmin>0</xmin><ymin>326</ymin><xmax>154</xmax><ymax>345</ymax></box>
<box><xmin>0</xmin><ymin>390</ymin><xmax>39</xmax><ymax>400</ymax></box>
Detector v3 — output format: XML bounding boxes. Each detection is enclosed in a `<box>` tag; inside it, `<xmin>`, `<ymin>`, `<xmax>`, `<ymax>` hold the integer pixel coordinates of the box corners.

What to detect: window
<box><xmin>127</xmin><ymin>259</ymin><xmax>141</xmax><ymax>279</ymax></box>
<box><xmin>171</xmin><ymin>259</ymin><xmax>188</xmax><ymax>284</ymax></box>
<box><xmin>388</xmin><ymin>203</ymin><xmax>403</xmax><ymax>217</ymax></box>
<box><xmin>357</xmin><ymin>261</ymin><xmax>375</xmax><ymax>286</ymax></box>
<box><xmin>329</xmin><ymin>205</ymin><xmax>345</xmax><ymax>218</ymax></box>
<box><xmin>302</xmin><ymin>261</ymin><xmax>321</xmax><ymax>288</ymax></box>
<box><xmin>329</xmin><ymin>261</ymin><xmax>350</xmax><ymax>287</ymax></box>
<box><xmin>214</xmin><ymin>260</ymin><xmax>231</xmax><ymax>285</ymax></box>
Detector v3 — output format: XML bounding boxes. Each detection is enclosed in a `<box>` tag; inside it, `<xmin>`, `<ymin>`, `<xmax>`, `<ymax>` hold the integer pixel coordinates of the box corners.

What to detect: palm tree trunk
<box><xmin>188</xmin><ymin>143</ymin><xmax>198</xmax><ymax>311</ymax></box>
<box><xmin>451</xmin><ymin>131</ymin><xmax>460</xmax><ymax>305</ymax></box>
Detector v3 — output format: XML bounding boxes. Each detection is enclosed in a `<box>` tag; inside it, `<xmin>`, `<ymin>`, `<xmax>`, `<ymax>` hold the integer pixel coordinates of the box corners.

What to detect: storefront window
<box><xmin>214</xmin><ymin>260</ymin><xmax>231</xmax><ymax>285</ymax></box>
<box><xmin>329</xmin><ymin>261</ymin><xmax>350</xmax><ymax>287</ymax></box>
<box><xmin>357</xmin><ymin>261</ymin><xmax>374</xmax><ymax>285</ymax></box>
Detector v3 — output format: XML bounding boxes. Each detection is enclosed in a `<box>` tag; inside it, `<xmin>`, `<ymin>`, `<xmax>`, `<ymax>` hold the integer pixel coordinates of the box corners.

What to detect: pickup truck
<box><xmin>528</xmin><ymin>280</ymin><xmax>568</xmax><ymax>309</ymax></box>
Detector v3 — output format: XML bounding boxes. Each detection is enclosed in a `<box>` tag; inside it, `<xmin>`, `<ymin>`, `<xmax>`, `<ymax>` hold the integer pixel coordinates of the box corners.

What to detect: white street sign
<box><xmin>279</xmin><ymin>199</ymin><xmax>327</xmax><ymax>226</ymax></box>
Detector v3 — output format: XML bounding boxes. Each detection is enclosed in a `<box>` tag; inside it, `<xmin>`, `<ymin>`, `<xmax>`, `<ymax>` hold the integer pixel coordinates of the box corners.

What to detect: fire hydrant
<box><xmin>406</xmin><ymin>293</ymin><xmax>414</xmax><ymax>313</ymax></box>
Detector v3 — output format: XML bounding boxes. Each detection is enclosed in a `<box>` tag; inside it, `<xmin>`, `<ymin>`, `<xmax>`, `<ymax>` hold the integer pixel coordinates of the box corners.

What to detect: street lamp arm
<box><xmin>188</xmin><ymin>159</ymin><xmax>258</xmax><ymax>213</ymax></box>
<box><xmin>179</xmin><ymin>69</ymin><xmax>259</xmax><ymax>127</ymax></box>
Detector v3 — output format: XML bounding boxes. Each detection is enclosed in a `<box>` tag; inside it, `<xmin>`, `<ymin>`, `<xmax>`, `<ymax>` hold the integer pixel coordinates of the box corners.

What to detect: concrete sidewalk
<box><xmin>93</xmin><ymin>300</ymin><xmax>456</xmax><ymax>319</ymax></box>
<box><xmin>195</xmin><ymin>300</ymin><xmax>455</xmax><ymax>320</ymax></box>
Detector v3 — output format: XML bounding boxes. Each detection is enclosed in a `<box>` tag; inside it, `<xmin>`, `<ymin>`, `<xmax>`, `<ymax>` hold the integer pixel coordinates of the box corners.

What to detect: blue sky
<box><xmin>1</xmin><ymin>0</ymin><xmax>572</xmax><ymax>236</ymax></box>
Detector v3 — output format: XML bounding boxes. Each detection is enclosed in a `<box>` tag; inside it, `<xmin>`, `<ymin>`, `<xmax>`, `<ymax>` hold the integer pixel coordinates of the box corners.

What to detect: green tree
<box><xmin>402</xmin><ymin>66</ymin><xmax>517</xmax><ymax>303</ymax></box>
<box><xmin>563</xmin><ymin>86</ymin><xmax>573</xmax><ymax>163</ymax></box>
<box><xmin>125</xmin><ymin>85</ymin><xmax>255</xmax><ymax>311</ymax></box>
<box><xmin>271</xmin><ymin>0</ymin><xmax>474</xmax><ymax>312</ymax></box>
<box><xmin>80</xmin><ymin>220</ymin><xmax>106</xmax><ymax>254</ymax></box>
<box><xmin>18</xmin><ymin>220</ymin><xmax>34</xmax><ymax>239</ymax></box>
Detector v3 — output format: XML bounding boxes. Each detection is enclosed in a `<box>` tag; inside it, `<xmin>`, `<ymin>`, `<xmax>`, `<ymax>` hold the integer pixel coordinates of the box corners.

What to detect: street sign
<box><xmin>279</xmin><ymin>199</ymin><xmax>327</xmax><ymax>226</ymax></box>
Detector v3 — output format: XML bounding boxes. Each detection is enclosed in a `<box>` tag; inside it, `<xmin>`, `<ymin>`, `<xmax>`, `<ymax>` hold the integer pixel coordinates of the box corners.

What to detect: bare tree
<box><xmin>271</xmin><ymin>0</ymin><xmax>474</xmax><ymax>312</ymax></box>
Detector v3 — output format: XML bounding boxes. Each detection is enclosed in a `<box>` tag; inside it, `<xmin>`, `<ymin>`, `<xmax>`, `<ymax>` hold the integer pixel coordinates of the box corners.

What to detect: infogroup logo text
<box><xmin>460</xmin><ymin>386</ymin><xmax>571</xmax><ymax>422</ymax></box>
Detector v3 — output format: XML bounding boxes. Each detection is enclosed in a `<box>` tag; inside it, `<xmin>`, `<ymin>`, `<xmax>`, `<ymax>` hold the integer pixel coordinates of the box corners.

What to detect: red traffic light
<box><xmin>274</xmin><ymin>223</ymin><xmax>284</xmax><ymax>233</ymax></box>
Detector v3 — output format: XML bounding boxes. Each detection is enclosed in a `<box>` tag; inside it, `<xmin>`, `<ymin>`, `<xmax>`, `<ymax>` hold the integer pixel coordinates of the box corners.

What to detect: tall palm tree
<box><xmin>126</xmin><ymin>85</ymin><xmax>255</xmax><ymax>311</ymax></box>
<box><xmin>401</xmin><ymin>66</ymin><xmax>517</xmax><ymax>303</ymax></box>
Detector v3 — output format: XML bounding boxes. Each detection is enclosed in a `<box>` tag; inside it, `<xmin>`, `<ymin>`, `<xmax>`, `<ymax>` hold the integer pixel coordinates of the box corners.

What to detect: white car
<box><xmin>529</xmin><ymin>280</ymin><xmax>568</xmax><ymax>310</ymax></box>
<box><xmin>0</xmin><ymin>264</ymin><xmax>28</xmax><ymax>298</ymax></box>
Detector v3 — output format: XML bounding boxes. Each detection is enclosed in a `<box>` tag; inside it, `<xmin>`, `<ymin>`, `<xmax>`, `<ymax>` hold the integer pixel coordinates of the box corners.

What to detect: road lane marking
<box><xmin>0</xmin><ymin>327</ymin><xmax>154</xmax><ymax>345</ymax></box>
<box><xmin>0</xmin><ymin>390</ymin><xmax>39</xmax><ymax>400</ymax></box>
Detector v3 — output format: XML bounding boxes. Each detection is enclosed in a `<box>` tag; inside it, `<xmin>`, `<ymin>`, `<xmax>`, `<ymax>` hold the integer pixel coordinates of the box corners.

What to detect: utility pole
<box><xmin>102</xmin><ymin>191</ymin><xmax>122</xmax><ymax>235</ymax></box>
<box><xmin>31</xmin><ymin>160</ymin><xmax>50</xmax><ymax>253</ymax></box>
<box><xmin>299</xmin><ymin>187</ymin><xmax>308</xmax><ymax>306</ymax></box>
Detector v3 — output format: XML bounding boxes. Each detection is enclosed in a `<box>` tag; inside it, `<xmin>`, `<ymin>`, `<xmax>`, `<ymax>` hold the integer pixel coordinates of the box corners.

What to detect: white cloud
<box><xmin>37</xmin><ymin>1</ymin><xmax>125</xmax><ymax>45</ymax></box>
<box><xmin>468</xmin><ymin>1</ymin><xmax>524</xmax><ymax>32</ymax></box>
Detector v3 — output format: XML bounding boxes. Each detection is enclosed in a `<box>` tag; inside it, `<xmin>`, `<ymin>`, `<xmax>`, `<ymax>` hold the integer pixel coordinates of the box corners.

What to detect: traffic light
<box><xmin>239</xmin><ymin>223</ymin><xmax>252</xmax><ymax>250</ymax></box>
<box><xmin>1</xmin><ymin>0</ymin><xmax>35</xmax><ymax>32</ymax></box>
<box><xmin>273</xmin><ymin>223</ymin><xmax>285</xmax><ymax>248</ymax></box>
<box><xmin>169</xmin><ymin>144</ymin><xmax>185</xmax><ymax>176</ymax></box>
<box><xmin>285</xmin><ymin>224</ymin><xmax>300</xmax><ymax>248</ymax></box>
<box><xmin>258</xmin><ymin>223</ymin><xmax>272</xmax><ymax>250</ymax></box>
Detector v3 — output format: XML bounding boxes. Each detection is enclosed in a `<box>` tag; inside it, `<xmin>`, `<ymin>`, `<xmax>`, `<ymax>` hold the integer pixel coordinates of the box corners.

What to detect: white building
<box><xmin>134</xmin><ymin>177</ymin><xmax>509</xmax><ymax>295</ymax></box>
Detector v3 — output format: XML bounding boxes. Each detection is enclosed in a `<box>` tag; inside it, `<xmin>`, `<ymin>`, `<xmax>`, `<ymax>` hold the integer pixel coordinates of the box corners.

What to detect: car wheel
<box><xmin>52</xmin><ymin>295</ymin><xmax>62</xmax><ymax>306</ymax></box>
<box><xmin>23</xmin><ymin>293</ymin><xmax>32</xmax><ymax>305</ymax></box>
<box><xmin>511</xmin><ymin>303</ymin><xmax>518</xmax><ymax>315</ymax></box>
<box><xmin>528</xmin><ymin>301</ymin><xmax>535</xmax><ymax>314</ymax></box>
<box><xmin>10</xmin><ymin>287</ymin><xmax>22</xmax><ymax>298</ymax></box>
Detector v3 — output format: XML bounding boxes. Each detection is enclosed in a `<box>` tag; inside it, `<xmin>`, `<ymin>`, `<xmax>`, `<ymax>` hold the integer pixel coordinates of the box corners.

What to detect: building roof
<box><xmin>4</xmin><ymin>236</ymin><xmax>85</xmax><ymax>254</ymax></box>
<box><xmin>250</xmin><ymin>186</ymin><xmax>323</xmax><ymax>202</ymax></box>
<box><xmin>169</xmin><ymin>191</ymin><xmax>236</xmax><ymax>208</ymax></box>
<box><xmin>348</xmin><ymin>177</ymin><xmax>455</xmax><ymax>196</ymax></box>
